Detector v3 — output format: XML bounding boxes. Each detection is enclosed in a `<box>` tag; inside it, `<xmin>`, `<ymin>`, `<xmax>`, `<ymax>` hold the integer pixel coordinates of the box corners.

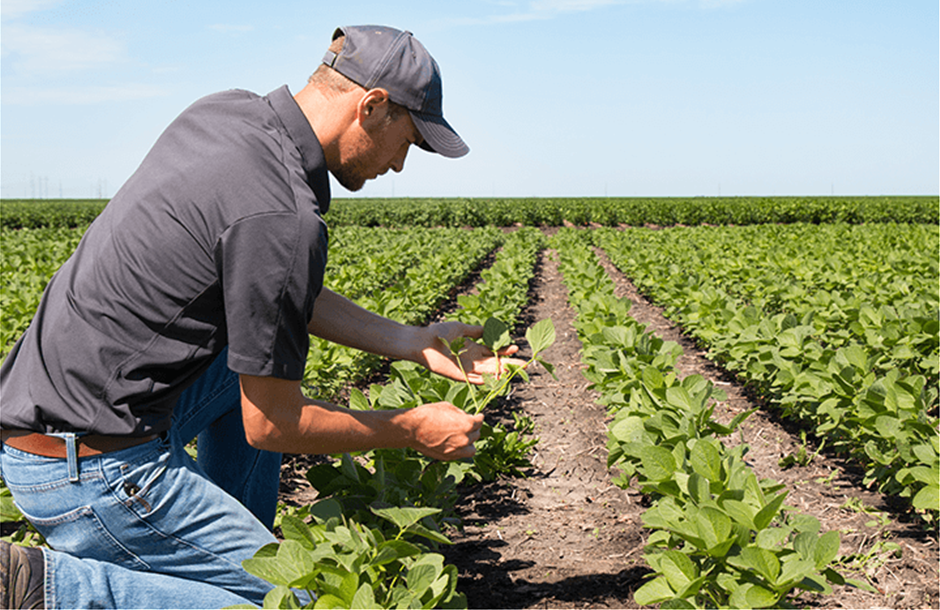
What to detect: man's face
<box><xmin>331</xmin><ymin>108</ymin><xmax>423</xmax><ymax>192</ymax></box>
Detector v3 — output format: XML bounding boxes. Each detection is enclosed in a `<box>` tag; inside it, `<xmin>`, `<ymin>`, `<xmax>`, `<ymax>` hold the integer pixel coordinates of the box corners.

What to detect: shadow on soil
<box><xmin>446</xmin><ymin>538</ymin><xmax>650</xmax><ymax>610</ymax></box>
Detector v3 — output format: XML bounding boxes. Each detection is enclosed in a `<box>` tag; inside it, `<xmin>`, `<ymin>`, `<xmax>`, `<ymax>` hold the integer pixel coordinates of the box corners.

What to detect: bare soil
<box><xmin>281</xmin><ymin>243</ymin><xmax>939</xmax><ymax>610</ymax></box>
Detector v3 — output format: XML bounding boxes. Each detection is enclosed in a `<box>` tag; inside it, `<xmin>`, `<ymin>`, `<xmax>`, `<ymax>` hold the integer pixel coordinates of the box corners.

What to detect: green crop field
<box><xmin>1</xmin><ymin>196</ymin><xmax>937</xmax><ymax>608</ymax></box>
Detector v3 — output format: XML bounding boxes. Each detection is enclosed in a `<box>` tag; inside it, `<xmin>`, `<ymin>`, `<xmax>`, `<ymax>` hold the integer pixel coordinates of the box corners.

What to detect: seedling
<box><xmin>840</xmin><ymin>497</ymin><xmax>891</xmax><ymax>529</ymax></box>
<box><xmin>815</xmin><ymin>468</ymin><xmax>841</xmax><ymax>486</ymax></box>
<box><xmin>779</xmin><ymin>430</ymin><xmax>826</xmax><ymax>469</ymax></box>
<box><xmin>440</xmin><ymin>317</ymin><xmax>556</xmax><ymax>414</ymax></box>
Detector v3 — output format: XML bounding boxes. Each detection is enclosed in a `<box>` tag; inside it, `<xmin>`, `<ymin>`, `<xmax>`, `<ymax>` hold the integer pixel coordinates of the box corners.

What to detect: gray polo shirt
<box><xmin>0</xmin><ymin>86</ymin><xmax>330</xmax><ymax>436</ymax></box>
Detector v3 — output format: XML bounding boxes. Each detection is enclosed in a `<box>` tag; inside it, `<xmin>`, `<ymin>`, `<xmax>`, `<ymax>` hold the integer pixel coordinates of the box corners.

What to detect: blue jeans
<box><xmin>0</xmin><ymin>350</ymin><xmax>283</xmax><ymax>608</ymax></box>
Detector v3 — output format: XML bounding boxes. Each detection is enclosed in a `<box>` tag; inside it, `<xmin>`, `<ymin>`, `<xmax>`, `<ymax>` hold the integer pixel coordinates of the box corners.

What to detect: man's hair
<box><xmin>309</xmin><ymin>34</ymin><xmax>409</xmax><ymax>127</ymax></box>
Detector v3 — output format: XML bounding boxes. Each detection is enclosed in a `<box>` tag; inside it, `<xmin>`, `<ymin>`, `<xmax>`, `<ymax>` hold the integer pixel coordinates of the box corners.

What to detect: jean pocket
<box><xmin>17</xmin><ymin>503</ymin><xmax>151</xmax><ymax>571</ymax></box>
<box><xmin>111</xmin><ymin>444</ymin><xmax>171</xmax><ymax>519</ymax></box>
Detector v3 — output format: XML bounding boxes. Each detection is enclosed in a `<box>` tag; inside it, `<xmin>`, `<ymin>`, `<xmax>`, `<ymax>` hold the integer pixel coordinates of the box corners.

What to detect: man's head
<box><xmin>302</xmin><ymin>26</ymin><xmax>467</xmax><ymax>192</ymax></box>
<box><xmin>321</xmin><ymin>26</ymin><xmax>468</xmax><ymax>159</ymax></box>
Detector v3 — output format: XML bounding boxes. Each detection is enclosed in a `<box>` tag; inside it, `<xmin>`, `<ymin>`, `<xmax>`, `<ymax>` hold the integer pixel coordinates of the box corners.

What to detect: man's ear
<box><xmin>357</xmin><ymin>88</ymin><xmax>391</xmax><ymax>127</ymax></box>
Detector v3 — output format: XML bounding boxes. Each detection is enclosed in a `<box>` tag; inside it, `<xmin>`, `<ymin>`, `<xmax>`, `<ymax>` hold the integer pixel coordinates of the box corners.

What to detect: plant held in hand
<box><xmin>441</xmin><ymin>317</ymin><xmax>556</xmax><ymax>414</ymax></box>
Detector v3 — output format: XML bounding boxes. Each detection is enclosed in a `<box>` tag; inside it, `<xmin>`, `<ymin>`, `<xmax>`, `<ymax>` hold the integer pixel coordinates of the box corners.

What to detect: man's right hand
<box><xmin>398</xmin><ymin>402</ymin><xmax>484</xmax><ymax>461</ymax></box>
<box><xmin>241</xmin><ymin>374</ymin><xmax>484</xmax><ymax>459</ymax></box>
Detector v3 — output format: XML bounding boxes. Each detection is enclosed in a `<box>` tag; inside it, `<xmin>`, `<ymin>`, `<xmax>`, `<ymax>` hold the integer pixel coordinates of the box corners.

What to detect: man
<box><xmin>0</xmin><ymin>25</ymin><xmax>510</xmax><ymax>608</ymax></box>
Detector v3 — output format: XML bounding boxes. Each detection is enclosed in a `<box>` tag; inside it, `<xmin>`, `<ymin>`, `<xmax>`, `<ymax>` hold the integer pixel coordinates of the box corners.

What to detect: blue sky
<box><xmin>2</xmin><ymin>0</ymin><xmax>937</xmax><ymax>199</ymax></box>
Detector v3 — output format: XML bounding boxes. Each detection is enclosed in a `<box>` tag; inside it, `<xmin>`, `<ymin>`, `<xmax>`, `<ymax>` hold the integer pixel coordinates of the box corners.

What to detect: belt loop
<box><xmin>49</xmin><ymin>432</ymin><xmax>81</xmax><ymax>482</ymax></box>
<box><xmin>63</xmin><ymin>433</ymin><xmax>80</xmax><ymax>482</ymax></box>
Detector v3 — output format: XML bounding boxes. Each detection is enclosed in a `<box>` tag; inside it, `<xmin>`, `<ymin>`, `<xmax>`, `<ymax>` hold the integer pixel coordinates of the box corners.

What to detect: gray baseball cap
<box><xmin>322</xmin><ymin>25</ymin><xmax>469</xmax><ymax>158</ymax></box>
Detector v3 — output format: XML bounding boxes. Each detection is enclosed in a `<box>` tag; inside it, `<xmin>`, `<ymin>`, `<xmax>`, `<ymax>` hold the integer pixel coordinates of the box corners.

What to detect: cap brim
<box><xmin>410</xmin><ymin>110</ymin><xmax>469</xmax><ymax>158</ymax></box>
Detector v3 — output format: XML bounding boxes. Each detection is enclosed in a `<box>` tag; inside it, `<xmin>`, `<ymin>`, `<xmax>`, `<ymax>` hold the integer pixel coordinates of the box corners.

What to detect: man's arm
<box><xmin>307</xmin><ymin>288</ymin><xmax>522</xmax><ymax>383</ymax></box>
<box><xmin>239</xmin><ymin>373</ymin><xmax>483</xmax><ymax>459</ymax></box>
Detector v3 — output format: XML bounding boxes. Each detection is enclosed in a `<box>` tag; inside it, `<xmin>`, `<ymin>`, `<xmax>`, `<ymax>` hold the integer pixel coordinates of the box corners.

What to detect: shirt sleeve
<box><xmin>216</xmin><ymin>211</ymin><xmax>328</xmax><ymax>380</ymax></box>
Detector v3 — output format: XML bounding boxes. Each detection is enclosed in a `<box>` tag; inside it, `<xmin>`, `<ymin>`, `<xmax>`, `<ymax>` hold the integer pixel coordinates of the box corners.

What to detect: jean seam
<box><xmin>115</xmin><ymin>500</ymin><xmax>253</xmax><ymax>573</ymax></box>
<box><xmin>42</xmin><ymin>548</ymin><xmax>55</xmax><ymax>610</ymax></box>
<box><xmin>110</xmin><ymin>463</ymin><xmax>254</xmax><ymax>575</ymax></box>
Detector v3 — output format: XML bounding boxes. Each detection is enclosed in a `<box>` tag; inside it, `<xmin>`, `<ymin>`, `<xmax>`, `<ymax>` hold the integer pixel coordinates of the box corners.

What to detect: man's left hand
<box><xmin>417</xmin><ymin>321</ymin><xmax>526</xmax><ymax>384</ymax></box>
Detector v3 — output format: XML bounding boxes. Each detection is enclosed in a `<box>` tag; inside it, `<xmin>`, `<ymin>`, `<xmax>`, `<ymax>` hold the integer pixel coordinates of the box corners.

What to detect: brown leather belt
<box><xmin>0</xmin><ymin>430</ymin><xmax>158</xmax><ymax>459</ymax></box>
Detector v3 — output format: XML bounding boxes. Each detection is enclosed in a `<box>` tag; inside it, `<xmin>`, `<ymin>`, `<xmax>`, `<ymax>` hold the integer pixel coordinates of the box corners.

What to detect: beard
<box><xmin>330</xmin><ymin>123</ymin><xmax>390</xmax><ymax>192</ymax></box>
<box><xmin>331</xmin><ymin>157</ymin><xmax>369</xmax><ymax>192</ymax></box>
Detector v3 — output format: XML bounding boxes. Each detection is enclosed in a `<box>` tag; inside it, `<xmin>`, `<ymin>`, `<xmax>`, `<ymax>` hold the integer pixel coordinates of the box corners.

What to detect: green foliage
<box><xmin>552</xmin><ymin>229</ymin><xmax>868</xmax><ymax>608</ymax></box>
<box><xmin>233</xmin><ymin>506</ymin><xmax>465</xmax><ymax>609</ymax></box>
<box><xmin>595</xmin><ymin>223</ymin><xmax>940</xmax><ymax>519</ymax></box>
<box><xmin>324</xmin><ymin>196</ymin><xmax>939</xmax><ymax>228</ymax></box>
<box><xmin>2</xmin><ymin>196</ymin><xmax>937</xmax><ymax>231</ymax></box>
<box><xmin>1</xmin><ymin>226</ymin><xmax>87</xmax><ymax>358</ymax></box>
<box><xmin>451</xmin><ymin>227</ymin><xmax>546</xmax><ymax>326</ymax></box>
<box><xmin>0</xmin><ymin>199</ymin><xmax>107</xmax><ymax>229</ymax></box>
<box><xmin>0</xmin><ymin>483</ymin><xmax>46</xmax><ymax>548</ymax></box>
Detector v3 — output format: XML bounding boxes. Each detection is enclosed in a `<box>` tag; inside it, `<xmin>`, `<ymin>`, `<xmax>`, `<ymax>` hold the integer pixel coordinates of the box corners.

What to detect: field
<box><xmin>1</xmin><ymin>197</ymin><xmax>938</xmax><ymax>609</ymax></box>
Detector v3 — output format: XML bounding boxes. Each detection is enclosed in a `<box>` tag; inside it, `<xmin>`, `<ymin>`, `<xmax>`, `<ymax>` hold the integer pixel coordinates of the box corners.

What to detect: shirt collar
<box><xmin>266</xmin><ymin>85</ymin><xmax>331</xmax><ymax>214</ymax></box>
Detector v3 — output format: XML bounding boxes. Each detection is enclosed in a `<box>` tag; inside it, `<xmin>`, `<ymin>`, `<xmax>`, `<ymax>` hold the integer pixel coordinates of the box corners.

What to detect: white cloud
<box><xmin>0</xmin><ymin>0</ymin><xmax>62</xmax><ymax>18</ymax></box>
<box><xmin>1</xmin><ymin>24</ymin><xmax>126</xmax><ymax>73</ymax></box>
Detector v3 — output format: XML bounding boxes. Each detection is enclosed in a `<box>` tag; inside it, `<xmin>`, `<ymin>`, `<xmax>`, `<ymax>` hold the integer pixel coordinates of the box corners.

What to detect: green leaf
<box><xmin>348</xmin><ymin>388</ymin><xmax>370</xmax><ymax>411</ymax></box>
<box><xmin>814</xmin><ymin>530</ymin><xmax>841</xmax><ymax>569</ymax></box>
<box><xmin>744</xmin><ymin>584</ymin><xmax>779</xmax><ymax>608</ymax></box>
<box><xmin>373</xmin><ymin>539</ymin><xmax>422</xmax><ymax>566</ymax></box>
<box><xmin>912</xmin><ymin>484</ymin><xmax>939</xmax><ymax>511</ymax></box>
<box><xmin>843</xmin><ymin>576</ymin><xmax>878</xmax><ymax>593</ymax></box>
<box><xmin>260</xmin><ymin>585</ymin><xmax>301</xmax><ymax>609</ymax></box>
<box><xmin>633</xmin><ymin>576</ymin><xmax>675</xmax><ymax>605</ymax></box>
<box><xmin>408</xmin><ymin>554</ymin><xmax>444</xmax><ymax>596</ymax></box>
<box><xmin>754</xmin><ymin>491</ymin><xmax>787</xmax><ymax>530</ymax></box>
<box><xmin>686</xmin><ymin>472</ymin><xmax>711</xmax><ymax>506</ymax></box>
<box><xmin>280</xmin><ymin>515</ymin><xmax>316</xmax><ymax>550</ymax></box>
<box><xmin>609</xmin><ymin>416</ymin><xmax>645</xmax><ymax>444</ymax></box>
<box><xmin>729</xmin><ymin>547</ymin><xmax>780</xmax><ymax>584</ymax></box>
<box><xmin>690</xmin><ymin>438</ymin><xmax>722</xmax><ymax>482</ymax></box>
<box><xmin>661</xmin><ymin>598</ymin><xmax>697</xmax><ymax>609</ymax></box>
<box><xmin>337</xmin><ymin>572</ymin><xmax>360</xmax><ymax>605</ymax></box>
<box><xmin>536</xmin><ymin>356</ymin><xmax>557</xmax><ymax>379</ymax></box>
<box><xmin>797</xmin><ymin>572</ymin><xmax>833</xmax><ymax>595</ymax></box>
<box><xmin>242</xmin><ymin>540</ymin><xmax>316</xmax><ymax>587</ymax></box>
<box><xmin>659</xmin><ymin>550</ymin><xmax>698</xmax><ymax>592</ymax></box>
<box><xmin>778</xmin><ymin>556</ymin><xmax>816</xmax><ymax>588</ymax></box>
<box><xmin>640</xmin><ymin>445</ymin><xmax>677</xmax><ymax>482</ymax></box>
<box><xmin>722</xmin><ymin>499</ymin><xmax>757</xmax><ymax>531</ymax></box>
<box><xmin>370</xmin><ymin>506</ymin><xmax>441</xmax><ymax>532</ymax></box>
<box><xmin>406</xmin><ymin>521</ymin><xmax>453</xmax><ymax>545</ymax></box>
<box><xmin>309</xmin><ymin>499</ymin><xmax>344</xmax><ymax>524</ymax></box>
<box><xmin>313</xmin><ymin>593</ymin><xmax>347</xmax><ymax>609</ymax></box>
<box><xmin>526</xmin><ymin>318</ymin><xmax>556</xmax><ymax>353</ymax></box>
<box><xmin>482</xmin><ymin>318</ymin><xmax>511</xmax><ymax>352</ymax></box>
<box><xmin>339</xmin><ymin>453</ymin><xmax>360</xmax><ymax>483</ymax></box>
<box><xmin>665</xmin><ymin>386</ymin><xmax>694</xmax><ymax>413</ymax></box>
<box><xmin>350</xmin><ymin>583</ymin><xmax>377</xmax><ymax>610</ymax></box>
<box><xmin>698</xmin><ymin>507</ymin><xmax>733</xmax><ymax>554</ymax></box>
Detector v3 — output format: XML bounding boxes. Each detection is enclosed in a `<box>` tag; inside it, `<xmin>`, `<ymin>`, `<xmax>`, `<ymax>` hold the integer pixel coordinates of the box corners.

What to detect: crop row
<box><xmin>593</xmin><ymin>224</ymin><xmax>940</xmax><ymax>518</ymax></box>
<box><xmin>551</xmin><ymin>228</ymin><xmax>867</xmax><ymax>608</ymax></box>
<box><xmin>3</xmin><ymin>196</ymin><xmax>938</xmax><ymax>230</ymax></box>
